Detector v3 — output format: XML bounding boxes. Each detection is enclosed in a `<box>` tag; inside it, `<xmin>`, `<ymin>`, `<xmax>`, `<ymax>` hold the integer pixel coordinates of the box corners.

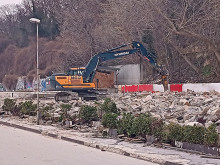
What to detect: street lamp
<box><xmin>29</xmin><ymin>18</ymin><xmax>40</xmax><ymax>125</ymax></box>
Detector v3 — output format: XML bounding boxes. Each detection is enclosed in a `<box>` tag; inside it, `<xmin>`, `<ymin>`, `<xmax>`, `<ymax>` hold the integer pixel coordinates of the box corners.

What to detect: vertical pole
<box><xmin>36</xmin><ymin>24</ymin><xmax>40</xmax><ymax>125</ymax></box>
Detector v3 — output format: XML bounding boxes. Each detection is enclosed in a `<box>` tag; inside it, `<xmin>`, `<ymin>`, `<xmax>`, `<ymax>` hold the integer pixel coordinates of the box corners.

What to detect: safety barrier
<box><xmin>119</xmin><ymin>83</ymin><xmax>220</xmax><ymax>93</ymax></box>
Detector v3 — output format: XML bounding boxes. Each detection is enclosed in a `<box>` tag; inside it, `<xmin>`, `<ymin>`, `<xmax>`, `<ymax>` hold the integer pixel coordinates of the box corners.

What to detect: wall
<box><xmin>115</xmin><ymin>64</ymin><xmax>140</xmax><ymax>85</ymax></box>
<box><xmin>93</xmin><ymin>71</ymin><xmax>115</xmax><ymax>88</ymax></box>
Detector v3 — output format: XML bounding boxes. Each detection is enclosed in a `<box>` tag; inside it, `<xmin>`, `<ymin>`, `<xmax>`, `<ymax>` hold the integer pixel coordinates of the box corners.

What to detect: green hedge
<box><xmin>115</xmin><ymin>113</ymin><xmax>219</xmax><ymax>147</ymax></box>
<box><xmin>164</xmin><ymin>123</ymin><xmax>219</xmax><ymax>147</ymax></box>
<box><xmin>101</xmin><ymin>113</ymin><xmax>118</xmax><ymax>129</ymax></box>
<box><xmin>79</xmin><ymin>105</ymin><xmax>98</xmax><ymax>123</ymax></box>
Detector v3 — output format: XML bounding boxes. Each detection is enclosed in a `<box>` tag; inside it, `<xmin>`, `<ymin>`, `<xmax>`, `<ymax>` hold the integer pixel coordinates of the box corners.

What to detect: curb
<box><xmin>0</xmin><ymin>120</ymin><xmax>186</xmax><ymax>165</ymax></box>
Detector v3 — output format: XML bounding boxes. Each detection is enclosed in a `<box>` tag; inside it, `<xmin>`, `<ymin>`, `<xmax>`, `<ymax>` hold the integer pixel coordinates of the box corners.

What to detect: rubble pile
<box><xmin>0</xmin><ymin>91</ymin><xmax>219</xmax><ymax>129</ymax></box>
<box><xmin>108</xmin><ymin>91</ymin><xmax>220</xmax><ymax>127</ymax></box>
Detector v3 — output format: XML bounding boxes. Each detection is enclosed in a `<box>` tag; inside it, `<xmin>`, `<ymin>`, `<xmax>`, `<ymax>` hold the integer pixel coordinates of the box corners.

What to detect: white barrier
<box><xmin>182</xmin><ymin>83</ymin><xmax>220</xmax><ymax>93</ymax></box>
<box><xmin>118</xmin><ymin>83</ymin><xmax>220</xmax><ymax>93</ymax></box>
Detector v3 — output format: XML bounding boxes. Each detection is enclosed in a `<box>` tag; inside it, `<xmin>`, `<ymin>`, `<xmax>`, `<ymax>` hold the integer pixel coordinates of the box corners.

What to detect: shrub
<box><xmin>131</xmin><ymin>114</ymin><xmax>152</xmax><ymax>137</ymax></box>
<box><xmin>151</xmin><ymin>118</ymin><xmax>164</xmax><ymax>140</ymax></box>
<box><xmin>182</xmin><ymin>125</ymin><xmax>205</xmax><ymax>144</ymax></box>
<box><xmin>79</xmin><ymin>105</ymin><xmax>98</xmax><ymax>123</ymax></box>
<box><xmin>117</xmin><ymin>113</ymin><xmax>134</xmax><ymax>136</ymax></box>
<box><xmin>60</xmin><ymin>104</ymin><xmax>72</xmax><ymax>111</ymax></box>
<box><xmin>20</xmin><ymin>101</ymin><xmax>37</xmax><ymax>116</ymax></box>
<box><xmin>204</xmin><ymin>124</ymin><xmax>219</xmax><ymax>147</ymax></box>
<box><xmin>59</xmin><ymin>104</ymin><xmax>72</xmax><ymax>121</ymax></box>
<box><xmin>100</xmin><ymin>98</ymin><xmax>118</xmax><ymax>114</ymax></box>
<box><xmin>2</xmin><ymin>98</ymin><xmax>16</xmax><ymax>113</ymax></box>
<box><xmin>102</xmin><ymin>113</ymin><xmax>118</xmax><ymax>129</ymax></box>
<box><xmin>166</xmin><ymin>123</ymin><xmax>184</xmax><ymax>143</ymax></box>
<box><xmin>40</xmin><ymin>105</ymin><xmax>53</xmax><ymax>121</ymax></box>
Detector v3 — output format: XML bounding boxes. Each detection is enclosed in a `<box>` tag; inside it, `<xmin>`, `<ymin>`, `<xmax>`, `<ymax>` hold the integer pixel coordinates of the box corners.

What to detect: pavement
<box><xmin>0</xmin><ymin>125</ymin><xmax>155</xmax><ymax>165</ymax></box>
<box><xmin>0</xmin><ymin>117</ymin><xmax>220</xmax><ymax>165</ymax></box>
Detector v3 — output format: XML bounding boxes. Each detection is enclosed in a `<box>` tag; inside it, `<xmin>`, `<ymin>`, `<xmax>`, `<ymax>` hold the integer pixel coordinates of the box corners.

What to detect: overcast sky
<box><xmin>0</xmin><ymin>0</ymin><xmax>23</xmax><ymax>6</ymax></box>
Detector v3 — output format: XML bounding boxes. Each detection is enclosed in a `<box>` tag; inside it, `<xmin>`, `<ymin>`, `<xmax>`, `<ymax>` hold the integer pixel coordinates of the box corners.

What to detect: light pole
<box><xmin>29</xmin><ymin>18</ymin><xmax>40</xmax><ymax>125</ymax></box>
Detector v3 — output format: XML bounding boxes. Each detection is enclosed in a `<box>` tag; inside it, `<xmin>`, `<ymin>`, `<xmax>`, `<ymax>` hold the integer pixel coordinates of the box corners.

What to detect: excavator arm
<box><xmin>83</xmin><ymin>41</ymin><xmax>168</xmax><ymax>90</ymax></box>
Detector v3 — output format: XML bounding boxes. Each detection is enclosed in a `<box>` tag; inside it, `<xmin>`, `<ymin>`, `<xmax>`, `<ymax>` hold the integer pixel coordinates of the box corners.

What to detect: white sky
<box><xmin>0</xmin><ymin>0</ymin><xmax>23</xmax><ymax>6</ymax></box>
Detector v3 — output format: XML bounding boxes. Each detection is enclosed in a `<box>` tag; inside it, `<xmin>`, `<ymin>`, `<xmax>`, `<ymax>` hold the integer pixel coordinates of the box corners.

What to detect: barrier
<box><xmin>120</xmin><ymin>83</ymin><xmax>220</xmax><ymax>93</ymax></box>
<box><xmin>121</xmin><ymin>84</ymin><xmax>153</xmax><ymax>93</ymax></box>
<box><xmin>170</xmin><ymin>84</ymin><xmax>183</xmax><ymax>92</ymax></box>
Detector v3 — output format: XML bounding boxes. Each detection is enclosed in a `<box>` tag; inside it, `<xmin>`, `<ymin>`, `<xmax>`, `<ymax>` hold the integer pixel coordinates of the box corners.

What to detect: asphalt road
<box><xmin>0</xmin><ymin>125</ymin><xmax>158</xmax><ymax>165</ymax></box>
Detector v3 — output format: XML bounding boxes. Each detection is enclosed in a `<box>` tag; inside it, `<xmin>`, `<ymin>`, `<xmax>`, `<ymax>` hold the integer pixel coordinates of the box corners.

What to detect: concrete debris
<box><xmin>0</xmin><ymin>90</ymin><xmax>219</xmax><ymax>129</ymax></box>
<box><xmin>107</xmin><ymin>91</ymin><xmax>220</xmax><ymax>127</ymax></box>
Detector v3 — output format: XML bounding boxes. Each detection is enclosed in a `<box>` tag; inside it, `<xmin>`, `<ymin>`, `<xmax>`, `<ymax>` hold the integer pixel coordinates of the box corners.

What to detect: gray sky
<box><xmin>0</xmin><ymin>0</ymin><xmax>23</xmax><ymax>6</ymax></box>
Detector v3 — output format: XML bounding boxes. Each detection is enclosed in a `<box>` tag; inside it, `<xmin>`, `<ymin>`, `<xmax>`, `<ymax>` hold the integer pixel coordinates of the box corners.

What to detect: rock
<box><xmin>176</xmin><ymin>116</ymin><xmax>183</xmax><ymax>121</ymax></box>
<box><xmin>205</xmin><ymin>121</ymin><xmax>213</xmax><ymax>128</ymax></box>
<box><xmin>46</xmin><ymin>120</ymin><xmax>52</xmax><ymax>125</ymax></box>
<box><xmin>179</xmin><ymin>99</ymin><xmax>187</xmax><ymax>104</ymax></box>
<box><xmin>131</xmin><ymin>138</ymin><xmax>145</xmax><ymax>143</ymax></box>
<box><xmin>204</xmin><ymin>98</ymin><xmax>213</xmax><ymax>104</ymax></box>
<box><xmin>92</xmin><ymin>121</ymin><xmax>101</xmax><ymax>127</ymax></box>
<box><xmin>184</xmin><ymin>105</ymin><xmax>189</xmax><ymax>111</ymax></box>
<box><xmin>118</xmin><ymin>134</ymin><xmax>125</xmax><ymax>138</ymax></box>
<box><xmin>217</xmin><ymin>125</ymin><xmax>220</xmax><ymax>134</ymax></box>
<box><xmin>142</xmin><ymin>95</ymin><xmax>152</xmax><ymax>102</ymax></box>
<box><xmin>52</xmin><ymin>113</ymin><xmax>61</xmax><ymax>122</ymax></box>
<box><xmin>186</xmin><ymin>122</ymin><xmax>203</xmax><ymax>127</ymax></box>
<box><xmin>215</xmin><ymin>109</ymin><xmax>220</xmax><ymax>119</ymax></box>
<box><xmin>184</xmin><ymin>102</ymin><xmax>190</xmax><ymax>106</ymax></box>
<box><xmin>0</xmin><ymin>111</ymin><xmax>5</xmax><ymax>115</ymax></box>
<box><xmin>202</xmin><ymin>92</ymin><xmax>210</xmax><ymax>96</ymax></box>
<box><xmin>64</xmin><ymin>120</ymin><xmax>73</xmax><ymax>128</ymax></box>
<box><xmin>169</xmin><ymin>101</ymin><xmax>175</xmax><ymax>109</ymax></box>
<box><xmin>197</xmin><ymin>117</ymin><xmax>206</xmax><ymax>124</ymax></box>
<box><xmin>108</xmin><ymin>129</ymin><xmax>118</xmax><ymax>138</ymax></box>
<box><xmin>201</xmin><ymin>108</ymin><xmax>209</xmax><ymax>115</ymax></box>
<box><xmin>168</xmin><ymin>118</ymin><xmax>178</xmax><ymax>124</ymax></box>
<box><xmin>145</xmin><ymin>135</ymin><xmax>155</xmax><ymax>145</ymax></box>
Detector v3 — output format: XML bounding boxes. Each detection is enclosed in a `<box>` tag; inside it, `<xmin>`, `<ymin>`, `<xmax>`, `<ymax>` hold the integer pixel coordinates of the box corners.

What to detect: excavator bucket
<box><xmin>162</xmin><ymin>75</ymin><xmax>168</xmax><ymax>91</ymax></box>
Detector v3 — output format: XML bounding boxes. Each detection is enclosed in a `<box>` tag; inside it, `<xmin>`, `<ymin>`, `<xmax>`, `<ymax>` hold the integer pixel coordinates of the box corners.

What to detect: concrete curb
<box><xmin>0</xmin><ymin>120</ymin><xmax>186</xmax><ymax>165</ymax></box>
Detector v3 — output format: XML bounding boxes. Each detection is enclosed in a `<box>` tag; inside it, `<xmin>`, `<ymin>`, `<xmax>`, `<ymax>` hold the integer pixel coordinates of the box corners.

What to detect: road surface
<box><xmin>0</xmin><ymin>125</ymin><xmax>158</xmax><ymax>165</ymax></box>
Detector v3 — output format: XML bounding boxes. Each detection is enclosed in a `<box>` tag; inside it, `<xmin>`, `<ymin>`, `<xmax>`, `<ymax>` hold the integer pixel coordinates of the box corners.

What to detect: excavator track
<box><xmin>54</xmin><ymin>89</ymin><xmax>107</xmax><ymax>102</ymax></box>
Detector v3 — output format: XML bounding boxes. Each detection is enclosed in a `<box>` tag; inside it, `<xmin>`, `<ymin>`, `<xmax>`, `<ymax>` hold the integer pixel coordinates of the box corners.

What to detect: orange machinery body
<box><xmin>55</xmin><ymin>75</ymin><xmax>95</xmax><ymax>89</ymax></box>
<box><xmin>46</xmin><ymin>67</ymin><xmax>95</xmax><ymax>92</ymax></box>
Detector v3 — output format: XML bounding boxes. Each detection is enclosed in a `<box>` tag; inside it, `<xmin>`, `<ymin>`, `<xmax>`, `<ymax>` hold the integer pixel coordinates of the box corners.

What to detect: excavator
<box><xmin>45</xmin><ymin>41</ymin><xmax>168</xmax><ymax>101</ymax></box>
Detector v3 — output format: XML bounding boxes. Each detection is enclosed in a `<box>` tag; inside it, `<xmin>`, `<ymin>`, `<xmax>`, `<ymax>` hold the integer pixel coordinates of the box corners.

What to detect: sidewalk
<box><xmin>0</xmin><ymin>117</ymin><xmax>219</xmax><ymax>165</ymax></box>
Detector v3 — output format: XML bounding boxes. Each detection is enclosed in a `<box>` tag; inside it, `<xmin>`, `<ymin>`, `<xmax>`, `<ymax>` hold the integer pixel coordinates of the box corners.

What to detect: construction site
<box><xmin>0</xmin><ymin>0</ymin><xmax>220</xmax><ymax>165</ymax></box>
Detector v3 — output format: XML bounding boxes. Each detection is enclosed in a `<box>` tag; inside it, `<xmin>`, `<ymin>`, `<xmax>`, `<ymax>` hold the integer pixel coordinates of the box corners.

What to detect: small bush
<box><xmin>2</xmin><ymin>98</ymin><xmax>16</xmax><ymax>112</ymax></box>
<box><xmin>60</xmin><ymin>104</ymin><xmax>72</xmax><ymax>111</ymax></box>
<box><xmin>2</xmin><ymin>98</ymin><xmax>20</xmax><ymax>115</ymax></box>
<box><xmin>117</xmin><ymin>113</ymin><xmax>134</xmax><ymax>136</ymax></box>
<box><xmin>151</xmin><ymin>118</ymin><xmax>164</xmax><ymax>140</ymax></box>
<box><xmin>182</xmin><ymin>125</ymin><xmax>205</xmax><ymax>144</ymax></box>
<box><xmin>60</xmin><ymin>104</ymin><xmax>72</xmax><ymax>120</ymax></box>
<box><xmin>204</xmin><ymin>124</ymin><xmax>219</xmax><ymax>147</ymax></box>
<box><xmin>20</xmin><ymin>101</ymin><xmax>37</xmax><ymax>116</ymax></box>
<box><xmin>102</xmin><ymin>113</ymin><xmax>118</xmax><ymax>129</ymax></box>
<box><xmin>166</xmin><ymin>123</ymin><xmax>184</xmax><ymax>143</ymax></box>
<box><xmin>41</xmin><ymin>105</ymin><xmax>53</xmax><ymax>121</ymax></box>
<box><xmin>79</xmin><ymin>105</ymin><xmax>98</xmax><ymax>123</ymax></box>
<box><xmin>100</xmin><ymin>98</ymin><xmax>118</xmax><ymax>114</ymax></box>
<box><xmin>131</xmin><ymin>114</ymin><xmax>152</xmax><ymax>138</ymax></box>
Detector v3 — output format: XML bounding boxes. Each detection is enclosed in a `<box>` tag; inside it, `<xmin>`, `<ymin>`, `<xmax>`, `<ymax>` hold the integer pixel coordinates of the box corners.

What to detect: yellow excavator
<box><xmin>45</xmin><ymin>41</ymin><xmax>168</xmax><ymax>101</ymax></box>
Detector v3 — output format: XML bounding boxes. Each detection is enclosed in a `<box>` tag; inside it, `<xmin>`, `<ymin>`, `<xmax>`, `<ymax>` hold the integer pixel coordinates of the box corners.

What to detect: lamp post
<box><xmin>29</xmin><ymin>18</ymin><xmax>40</xmax><ymax>125</ymax></box>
